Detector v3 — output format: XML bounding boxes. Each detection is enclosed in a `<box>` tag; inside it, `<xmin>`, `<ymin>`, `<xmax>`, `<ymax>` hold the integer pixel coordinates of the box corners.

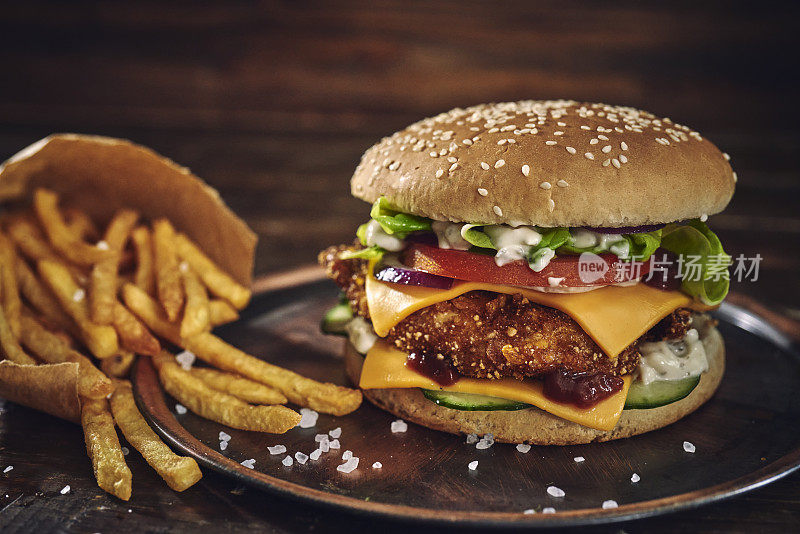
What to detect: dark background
<box><xmin>0</xmin><ymin>1</ymin><xmax>798</xmax><ymax>532</ymax></box>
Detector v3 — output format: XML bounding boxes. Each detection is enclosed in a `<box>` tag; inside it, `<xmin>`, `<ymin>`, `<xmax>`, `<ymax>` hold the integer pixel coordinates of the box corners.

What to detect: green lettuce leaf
<box><xmin>370</xmin><ymin>197</ymin><xmax>432</xmax><ymax>237</ymax></box>
<box><xmin>660</xmin><ymin>220</ymin><xmax>729</xmax><ymax>305</ymax></box>
<box><xmin>340</xmin><ymin>245</ymin><xmax>386</xmax><ymax>261</ymax></box>
<box><xmin>460</xmin><ymin>224</ymin><xmax>495</xmax><ymax>249</ymax></box>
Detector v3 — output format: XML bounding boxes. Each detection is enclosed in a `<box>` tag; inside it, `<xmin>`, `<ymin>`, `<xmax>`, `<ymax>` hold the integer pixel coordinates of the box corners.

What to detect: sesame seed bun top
<box><xmin>351</xmin><ymin>100</ymin><xmax>736</xmax><ymax>227</ymax></box>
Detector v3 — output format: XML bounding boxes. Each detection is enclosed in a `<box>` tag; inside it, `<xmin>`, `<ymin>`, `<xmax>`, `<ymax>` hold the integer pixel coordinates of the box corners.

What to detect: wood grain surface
<box><xmin>1</xmin><ymin>1</ymin><xmax>799</xmax><ymax>532</ymax></box>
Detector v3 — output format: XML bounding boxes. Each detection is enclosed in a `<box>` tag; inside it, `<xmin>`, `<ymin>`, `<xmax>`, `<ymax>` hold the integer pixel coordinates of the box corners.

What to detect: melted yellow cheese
<box><xmin>366</xmin><ymin>272</ymin><xmax>699</xmax><ymax>358</ymax></box>
<box><xmin>360</xmin><ymin>340</ymin><xmax>631</xmax><ymax>431</ymax></box>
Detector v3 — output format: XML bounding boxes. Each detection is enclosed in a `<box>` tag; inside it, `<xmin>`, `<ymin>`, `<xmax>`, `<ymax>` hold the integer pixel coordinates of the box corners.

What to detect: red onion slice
<box><xmin>585</xmin><ymin>224</ymin><xmax>666</xmax><ymax>234</ymax></box>
<box><xmin>374</xmin><ymin>263</ymin><xmax>454</xmax><ymax>289</ymax></box>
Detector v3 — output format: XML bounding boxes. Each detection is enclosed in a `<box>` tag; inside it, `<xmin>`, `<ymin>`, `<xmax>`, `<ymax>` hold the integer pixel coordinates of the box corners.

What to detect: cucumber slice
<box><xmin>422</xmin><ymin>389</ymin><xmax>532</xmax><ymax>411</ymax></box>
<box><xmin>320</xmin><ymin>301</ymin><xmax>353</xmax><ymax>336</ymax></box>
<box><xmin>624</xmin><ymin>375</ymin><xmax>701</xmax><ymax>409</ymax></box>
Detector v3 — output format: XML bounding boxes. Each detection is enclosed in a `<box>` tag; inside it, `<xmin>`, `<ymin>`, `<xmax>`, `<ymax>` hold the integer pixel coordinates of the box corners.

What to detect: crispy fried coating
<box><xmin>319</xmin><ymin>245</ymin><xmax>692</xmax><ymax>379</ymax></box>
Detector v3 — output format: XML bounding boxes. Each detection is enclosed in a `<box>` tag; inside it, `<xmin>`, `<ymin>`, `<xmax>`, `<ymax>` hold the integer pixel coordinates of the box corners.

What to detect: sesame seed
<box><xmin>566</xmin><ymin>146</ymin><xmax>576</xmax><ymax>154</ymax></box>
<box><xmin>590</xmin><ymin>138</ymin><xmax>599</xmax><ymax>145</ymax></box>
<box><xmin>602</xmin><ymin>145</ymin><xmax>612</xmax><ymax>153</ymax></box>
<box><xmin>556</xmin><ymin>179</ymin><xmax>569</xmax><ymax>188</ymax></box>
<box><xmin>621</xmin><ymin>141</ymin><xmax>629</xmax><ymax>150</ymax></box>
<box><xmin>700</xmin><ymin>214</ymin><xmax>708</xmax><ymax>222</ymax></box>
<box><xmin>545</xmin><ymin>140</ymin><xmax>557</xmax><ymax>146</ymax></box>
<box><xmin>732</xmin><ymin>172</ymin><xmax>738</xmax><ymax>182</ymax></box>
<box><xmin>557</xmin><ymin>121</ymin><xmax>566</xmax><ymax>126</ymax></box>
<box><xmin>554</xmin><ymin>131</ymin><xmax>564</xmax><ymax>136</ymax></box>
<box><xmin>548</xmin><ymin>198</ymin><xmax>555</xmax><ymax>210</ymax></box>
<box><xmin>447</xmin><ymin>156</ymin><xmax>457</xmax><ymax>163</ymax></box>
<box><xmin>478</xmin><ymin>188</ymin><xmax>489</xmax><ymax>196</ymax></box>
<box><xmin>723</xmin><ymin>152</ymin><xmax>730</xmax><ymax>161</ymax></box>
<box><xmin>619</xmin><ymin>154</ymin><xmax>628</xmax><ymax>163</ymax></box>
<box><xmin>580</xmin><ymin>125</ymin><xmax>591</xmax><ymax>130</ymax></box>
<box><xmin>612</xmin><ymin>158</ymin><xmax>621</xmax><ymax>169</ymax></box>
<box><xmin>493</xmin><ymin>205</ymin><xmax>503</xmax><ymax>216</ymax></box>
<box><xmin>494</xmin><ymin>159</ymin><xmax>506</xmax><ymax>168</ymax></box>
<box><xmin>497</xmin><ymin>139</ymin><xmax>507</xmax><ymax>145</ymax></box>
<box><xmin>540</xmin><ymin>181</ymin><xmax>551</xmax><ymax>190</ymax></box>
<box><xmin>602</xmin><ymin>159</ymin><xmax>611</xmax><ymax>167</ymax></box>
<box><xmin>463</xmin><ymin>139</ymin><xmax>473</xmax><ymax>145</ymax></box>
<box><xmin>598</xmin><ymin>134</ymin><xmax>609</xmax><ymax>141</ymax></box>
<box><xmin>547</xmin><ymin>486</ymin><xmax>565</xmax><ymax>498</ymax></box>
<box><xmin>521</xmin><ymin>164</ymin><xmax>530</xmax><ymax>177</ymax></box>
<box><xmin>429</xmin><ymin>151</ymin><xmax>438</xmax><ymax>157</ymax></box>
<box><xmin>480</xmin><ymin>161</ymin><xmax>490</xmax><ymax>170</ymax></box>
<box><xmin>488</xmin><ymin>127</ymin><xmax>499</xmax><ymax>133</ymax></box>
<box><xmin>584</xmin><ymin>152</ymin><xmax>594</xmax><ymax>160</ymax></box>
<box><xmin>449</xmin><ymin>163</ymin><xmax>458</xmax><ymax>172</ymax></box>
<box><xmin>435</xmin><ymin>169</ymin><xmax>444</xmax><ymax>178</ymax></box>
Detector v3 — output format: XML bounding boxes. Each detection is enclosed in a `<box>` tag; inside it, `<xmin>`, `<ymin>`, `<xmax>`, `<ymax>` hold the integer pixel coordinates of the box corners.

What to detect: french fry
<box><xmin>190</xmin><ymin>367</ymin><xmax>288</xmax><ymax>405</ymax></box>
<box><xmin>123</xmin><ymin>284</ymin><xmax>362</xmax><ymax>416</ymax></box>
<box><xmin>5</xmin><ymin>216</ymin><xmax>59</xmax><ymax>262</ymax></box>
<box><xmin>64</xmin><ymin>207</ymin><xmax>99</xmax><ymax>241</ymax></box>
<box><xmin>0</xmin><ymin>302</ymin><xmax>35</xmax><ymax>366</ymax></box>
<box><xmin>101</xmin><ymin>350</ymin><xmax>136</xmax><ymax>379</ymax></box>
<box><xmin>33</xmin><ymin>188</ymin><xmax>111</xmax><ymax>266</ymax></box>
<box><xmin>112</xmin><ymin>303</ymin><xmax>160</xmax><ymax>356</ymax></box>
<box><xmin>0</xmin><ymin>233</ymin><xmax>22</xmax><ymax>337</ymax></box>
<box><xmin>153</xmin><ymin>219</ymin><xmax>184</xmax><ymax>321</ymax></box>
<box><xmin>208</xmin><ymin>299</ymin><xmax>239</xmax><ymax>327</ymax></box>
<box><xmin>19</xmin><ymin>313</ymin><xmax>112</xmax><ymax>399</ymax></box>
<box><xmin>109</xmin><ymin>380</ymin><xmax>202</xmax><ymax>491</ymax></box>
<box><xmin>80</xmin><ymin>396</ymin><xmax>132</xmax><ymax>500</ymax></box>
<box><xmin>90</xmin><ymin>209</ymin><xmax>139</xmax><ymax>325</ymax></box>
<box><xmin>175</xmin><ymin>233</ymin><xmax>251</xmax><ymax>309</ymax></box>
<box><xmin>37</xmin><ymin>259</ymin><xmax>118</xmax><ymax>359</ymax></box>
<box><xmin>180</xmin><ymin>266</ymin><xmax>209</xmax><ymax>338</ymax></box>
<box><xmin>152</xmin><ymin>351</ymin><xmax>300</xmax><ymax>433</ymax></box>
<box><xmin>15</xmin><ymin>259</ymin><xmax>74</xmax><ymax>332</ymax></box>
<box><xmin>131</xmin><ymin>226</ymin><xmax>154</xmax><ymax>295</ymax></box>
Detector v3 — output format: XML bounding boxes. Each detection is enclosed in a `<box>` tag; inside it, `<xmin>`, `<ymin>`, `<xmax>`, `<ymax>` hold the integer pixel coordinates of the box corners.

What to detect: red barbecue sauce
<box><xmin>542</xmin><ymin>369</ymin><xmax>624</xmax><ymax>408</ymax></box>
<box><xmin>405</xmin><ymin>352</ymin><xmax>458</xmax><ymax>386</ymax></box>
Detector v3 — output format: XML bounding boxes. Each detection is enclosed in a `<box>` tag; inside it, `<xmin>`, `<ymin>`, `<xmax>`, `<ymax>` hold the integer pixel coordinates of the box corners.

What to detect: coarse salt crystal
<box><xmin>329</xmin><ymin>427</ymin><xmax>342</xmax><ymax>439</ymax></box>
<box><xmin>315</xmin><ymin>434</ymin><xmax>328</xmax><ymax>443</ymax></box>
<box><xmin>121</xmin><ymin>447</ymin><xmax>129</xmax><ymax>456</ymax></box>
<box><xmin>337</xmin><ymin>457</ymin><xmax>359</xmax><ymax>473</ymax></box>
<box><xmin>219</xmin><ymin>431</ymin><xmax>231</xmax><ymax>442</ymax></box>
<box><xmin>3</xmin><ymin>466</ymin><xmax>13</xmax><ymax>473</ymax></box>
<box><xmin>342</xmin><ymin>450</ymin><xmax>353</xmax><ymax>461</ymax></box>
<box><xmin>468</xmin><ymin>461</ymin><xmax>478</xmax><ymax>471</ymax></box>
<box><xmin>241</xmin><ymin>458</ymin><xmax>256</xmax><ymax>469</ymax></box>
<box><xmin>372</xmin><ymin>462</ymin><xmax>382</xmax><ymax>469</ymax></box>
<box><xmin>523</xmin><ymin>509</ymin><xmax>536</xmax><ymax>515</ymax></box>
<box><xmin>631</xmin><ymin>473</ymin><xmax>640</xmax><ymax>483</ymax></box>
<box><xmin>602</xmin><ymin>500</ymin><xmax>618</xmax><ymax>509</ymax></box>
<box><xmin>320</xmin><ymin>440</ymin><xmax>330</xmax><ymax>452</ymax></box>
<box><xmin>390</xmin><ymin>420</ymin><xmax>407</xmax><ymax>433</ymax></box>
<box><xmin>574</xmin><ymin>456</ymin><xmax>585</xmax><ymax>463</ymax></box>
<box><xmin>268</xmin><ymin>445</ymin><xmax>287</xmax><ymax>455</ymax></box>
<box><xmin>60</xmin><ymin>485</ymin><xmax>71</xmax><ymax>495</ymax></box>
<box><xmin>298</xmin><ymin>408</ymin><xmax>318</xmax><ymax>428</ymax></box>
<box><xmin>175</xmin><ymin>351</ymin><xmax>196</xmax><ymax>370</ymax></box>
<box><xmin>547</xmin><ymin>486</ymin><xmax>565</xmax><ymax>498</ymax></box>
<box><xmin>281</xmin><ymin>456</ymin><xmax>293</xmax><ymax>467</ymax></box>
<box><xmin>179</xmin><ymin>261</ymin><xmax>189</xmax><ymax>273</ymax></box>
<box><xmin>175</xmin><ymin>404</ymin><xmax>187</xmax><ymax>415</ymax></box>
<box><xmin>72</xmin><ymin>289</ymin><xmax>85</xmax><ymax>302</ymax></box>
<box><xmin>295</xmin><ymin>452</ymin><xmax>309</xmax><ymax>465</ymax></box>
<box><xmin>465</xmin><ymin>433</ymin><xmax>478</xmax><ymax>444</ymax></box>
<box><xmin>516</xmin><ymin>444</ymin><xmax>531</xmax><ymax>453</ymax></box>
<box><xmin>220</xmin><ymin>441</ymin><xmax>228</xmax><ymax>451</ymax></box>
<box><xmin>309</xmin><ymin>449</ymin><xmax>322</xmax><ymax>461</ymax></box>
<box><xmin>329</xmin><ymin>439</ymin><xmax>341</xmax><ymax>450</ymax></box>
<box><xmin>96</xmin><ymin>240</ymin><xmax>110</xmax><ymax>251</ymax></box>
<box><xmin>542</xmin><ymin>507</ymin><xmax>556</xmax><ymax>514</ymax></box>
<box><xmin>683</xmin><ymin>441</ymin><xmax>696</xmax><ymax>453</ymax></box>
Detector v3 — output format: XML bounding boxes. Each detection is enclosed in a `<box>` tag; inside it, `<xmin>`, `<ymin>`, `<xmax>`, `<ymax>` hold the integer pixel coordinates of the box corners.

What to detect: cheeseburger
<box><xmin>319</xmin><ymin>100</ymin><xmax>735</xmax><ymax>445</ymax></box>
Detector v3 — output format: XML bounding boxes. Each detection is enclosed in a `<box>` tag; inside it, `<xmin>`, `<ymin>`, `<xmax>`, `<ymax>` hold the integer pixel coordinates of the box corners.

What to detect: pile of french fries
<box><xmin>0</xmin><ymin>188</ymin><xmax>361</xmax><ymax>500</ymax></box>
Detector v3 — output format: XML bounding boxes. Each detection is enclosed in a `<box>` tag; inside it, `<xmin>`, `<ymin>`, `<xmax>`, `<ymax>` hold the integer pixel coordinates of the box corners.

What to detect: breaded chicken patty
<box><xmin>319</xmin><ymin>244</ymin><xmax>692</xmax><ymax>379</ymax></box>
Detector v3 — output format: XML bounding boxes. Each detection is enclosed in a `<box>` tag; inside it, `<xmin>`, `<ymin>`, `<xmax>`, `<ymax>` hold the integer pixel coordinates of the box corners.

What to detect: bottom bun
<box><xmin>344</xmin><ymin>323</ymin><xmax>725</xmax><ymax>445</ymax></box>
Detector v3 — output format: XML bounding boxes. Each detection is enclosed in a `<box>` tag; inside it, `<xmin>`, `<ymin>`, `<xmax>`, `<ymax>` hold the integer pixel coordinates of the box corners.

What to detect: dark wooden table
<box><xmin>1</xmin><ymin>1</ymin><xmax>798</xmax><ymax>532</ymax></box>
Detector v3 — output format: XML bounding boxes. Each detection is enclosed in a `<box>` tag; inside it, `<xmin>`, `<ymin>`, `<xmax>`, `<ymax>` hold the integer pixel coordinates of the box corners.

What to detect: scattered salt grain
<box><xmin>121</xmin><ymin>447</ymin><xmax>130</xmax><ymax>456</ymax></box>
<box><xmin>72</xmin><ymin>289</ymin><xmax>85</xmax><ymax>302</ymax></box>
<box><xmin>60</xmin><ymin>485</ymin><xmax>71</xmax><ymax>495</ymax></box>
<box><xmin>337</xmin><ymin>457</ymin><xmax>359</xmax><ymax>473</ymax></box>
<box><xmin>175</xmin><ymin>350</ymin><xmax>196</xmax><ymax>371</ymax></box>
<box><xmin>390</xmin><ymin>420</ymin><xmax>408</xmax><ymax>433</ymax></box>
<box><xmin>329</xmin><ymin>427</ymin><xmax>342</xmax><ymax>439</ymax></box>
<box><xmin>516</xmin><ymin>444</ymin><xmax>531</xmax><ymax>453</ymax></box>
<box><xmin>547</xmin><ymin>486</ymin><xmax>565</xmax><ymax>498</ymax></box>
<box><xmin>96</xmin><ymin>240</ymin><xmax>110</xmax><ymax>251</ymax></box>
<box><xmin>542</xmin><ymin>507</ymin><xmax>556</xmax><ymax>514</ymax></box>
<box><xmin>602</xmin><ymin>500</ymin><xmax>618</xmax><ymax>509</ymax></box>
<box><xmin>574</xmin><ymin>456</ymin><xmax>585</xmax><ymax>463</ymax></box>
<box><xmin>298</xmin><ymin>408</ymin><xmax>318</xmax><ymax>428</ymax></box>
<box><xmin>476</xmin><ymin>433</ymin><xmax>494</xmax><ymax>450</ymax></box>
<box><xmin>329</xmin><ymin>439</ymin><xmax>341</xmax><ymax>450</ymax></box>
<box><xmin>309</xmin><ymin>449</ymin><xmax>323</xmax><ymax>461</ymax></box>
<box><xmin>281</xmin><ymin>456</ymin><xmax>293</xmax><ymax>467</ymax></box>
<box><xmin>295</xmin><ymin>452</ymin><xmax>309</xmax><ymax>465</ymax></box>
<box><xmin>220</xmin><ymin>441</ymin><xmax>229</xmax><ymax>451</ymax></box>
<box><xmin>320</xmin><ymin>440</ymin><xmax>331</xmax><ymax>452</ymax></box>
<box><xmin>268</xmin><ymin>445</ymin><xmax>287</xmax><ymax>455</ymax></box>
<box><xmin>342</xmin><ymin>450</ymin><xmax>353</xmax><ymax>461</ymax></box>
<box><xmin>315</xmin><ymin>433</ymin><xmax>328</xmax><ymax>443</ymax></box>
<box><xmin>523</xmin><ymin>509</ymin><xmax>536</xmax><ymax>515</ymax></box>
<box><xmin>3</xmin><ymin>466</ymin><xmax>12</xmax><ymax>474</ymax></box>
<box><xmin>631</xmin><ymin>473</ymin><xmax>640</xmax><ymax>483</ymax></box>
<box><xmin>683</xmin><ymin>441</ymin><xmax>696</xmax><ymax>453</ymax></box>
<box><xmin>468</xmin><ymin>461</ymin><xmax>478</xmax><ymax>471</ymax></box>
<box><xmin>241</xmin><ymin>459</ymin><xmax>256</xmax><ymax>469</ymax></box>
<box><xmin>372</xmin><ymin>462</ymin><xmax>382</xmax><ymax>469</ymax></box>
<box><xmin>219</xmin><ymin>431</ymin><xmax>231</xmax><ymax>442</ymax></box>
<box><xmin>179</xmin><ymin>261</ymin><xmax>189</xmax><ymax>273</ymax></box>
<box><xmin>465</xmin><ymin>433</ymin><xmax>478</xmax><ymax>444</ymax></box>
<box><xmin>175</xmin><ymin>404</ymin><xmax>187</xmax><ymax>415</ymax></box>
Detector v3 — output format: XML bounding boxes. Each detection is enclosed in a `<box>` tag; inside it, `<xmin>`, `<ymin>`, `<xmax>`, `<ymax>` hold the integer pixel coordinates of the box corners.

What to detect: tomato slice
<box><xmin>400</xmin><ymin>244</ymin><xmax>650</xmax><ymax>288</ymax></box>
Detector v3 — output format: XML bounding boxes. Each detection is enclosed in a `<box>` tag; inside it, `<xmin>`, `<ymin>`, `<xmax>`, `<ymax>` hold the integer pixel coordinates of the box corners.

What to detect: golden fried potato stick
<box><xmin>109</xmin><ymin>380</ymin><xmax>202</xmax><ymax>491</ymax></box>
<box><xmin>208</xmin><ymin>299</ymin><xmax>239</xmax><ymax>327</ymax></box>
<box><xmin>131</xmin><ymin>226</ymin><xmax>154</xmax><ymax>295</ymax></box>
<box><xmin>81</xmin><ymin>396</ymin><xmax>132</xmax><ymax>500</ymax></box>
<box><xmin>101</xmin><ymin>350</ymin><xmax>136</xmax><ymax>379</ymax></box>
<box><xmin>152</xmin><ymin>219</ymin><xmax>184</xmax><ymax>321</ymax></box>
<box><xmin>175</xmin><ymin>233</ymin><xmax>251</xmax><ymax>309</ymax></box>
<box><xmin>15</xmin><ymin>259</ymin><xmax>74</xmax><ymax>332</ymax></box>
<box><xmin>63</xmin><ymin>207</ymin><xmax>99</xmax><ymax>241</ymax></box>
<box><xmin>179</xmin><ymin>266</ymin><xmax>209</xmax><ymax>338</ymax></box>
<box><xmin>152</xmin><ymin>351</ymin><xmax>300</xmax><ymax>433</ymax></box>
<box><xmin>90</xmin><ymin>209</ymin><xmax>139</xmax><ymax>325</ymax></box>
<box><xmin>0</xmin><ymin>233</ymin><xmax>22</xmax><ymax>337</ymax></box>
<box><xmin>37</xmin><ymin>259</ymin><xmax>118</xmax><ymax>359</ymax></box>
<box><xmin>189</xmin><ymin>367</ymin><xmax>288</xmax><ymax>405</ymax></box>
<box><xmin>0</xmin><ymin>304</ymin><xmax>35</xmax><ymax>366</ymax></box>
<box><xmin>33</xmin><ymin>189</ymin><xmax>111</xmax><ymax>266</ymax></box>
<box><xmin>19</xmin><ymin>313</ymin><xmax>112</xmax><ymax>399</ymax></box>
<box><xmin>112</xmin><ymin>303</ymin><xmax>160</xmax><ymax>356</ymax></box>
<box><xmin>5</xmin><ymin>216</ymin><xmax>59</xmax><ymax>262</ymax></box>
<box><xmin>122</xmin><ymin>284</ymin><xmax>362</xmax><ymax>416</ymax></box>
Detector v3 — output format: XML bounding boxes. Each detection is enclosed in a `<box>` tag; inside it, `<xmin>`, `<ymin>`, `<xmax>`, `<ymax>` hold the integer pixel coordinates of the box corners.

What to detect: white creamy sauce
<box><xmin>482</xmin><ymin>225</ymin><xmax>552</xmax><ymax>269</ymax></box>
<box><xmin>529</xmin><ymin>247</ymin><xmax>555</xmax><ymax>272</ymax></box>
<box><xmin>364</xmin><ymin>219</ymin><xmax>405</xmax><ymax>251</ymax></box>
<box><xmin>569</xmin><ymin>229</ymin><xmax>629</xmax><ymax>258</ymax></box>
<box><xmin>432</xmin><ymin>221</ymin><xmax>471</xmax><ymax>250</ymax></box>
<box><xmin>637</xmin><ymin>328</ymin><xmax>708</xmax><ymax>385</ymax></box>
<box><xmin>344</xmin><ymin>316</ymin><xmax>378</xmax><ymax>354</ymax></box>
